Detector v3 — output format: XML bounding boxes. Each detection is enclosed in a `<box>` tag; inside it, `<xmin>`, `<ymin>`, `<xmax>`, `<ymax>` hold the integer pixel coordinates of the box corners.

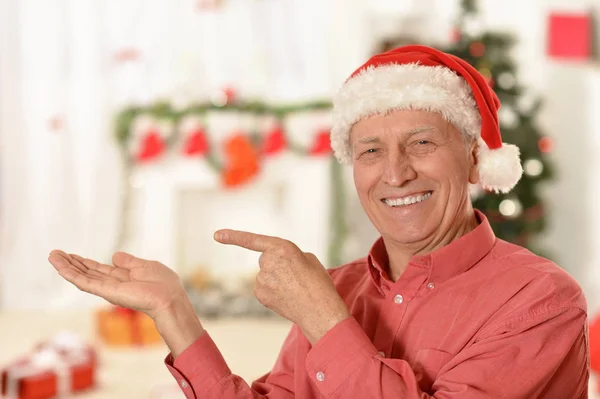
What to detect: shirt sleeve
<box><xmin>164</xmin><ymin>327</ymin><xmax>298</xmax><ymax>399</ymax></box>
<box><xmin>306</xmin><ymin>307</ymin><xmax>589</xmax><ymax>398</ymax></box>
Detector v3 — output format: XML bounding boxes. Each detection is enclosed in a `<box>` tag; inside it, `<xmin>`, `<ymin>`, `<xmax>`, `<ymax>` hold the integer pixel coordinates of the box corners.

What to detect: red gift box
<box><xmin>0</xmin><ymin>332</ymin><xmax>96</xmax><ymax>399</ymax></box>
<box><xmin>96</xmin><ymin>306</ymin><xmax>162</xmax><ymax>346</ymax></box>
<box><xmin>547</xmin><ymin>11</ymin><xmax>592</xmax><ymax>60</ymax></box>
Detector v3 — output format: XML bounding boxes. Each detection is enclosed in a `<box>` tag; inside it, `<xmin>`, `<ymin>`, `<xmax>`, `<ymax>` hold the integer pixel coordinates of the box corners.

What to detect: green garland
<box><xmin>115</xmin><ymin>100</ymin><xmax>332</xmax><ymax>148</ymax></box>
<box><xmin>113</xmin><ymin>99</ymin><xmax>348</xmax><ymax>268</ymax></box>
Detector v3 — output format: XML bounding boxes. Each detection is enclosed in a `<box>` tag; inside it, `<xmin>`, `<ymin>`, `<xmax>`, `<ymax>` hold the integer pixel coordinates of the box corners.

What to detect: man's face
<box><xmin>350</xmin><ymin>109</ymin><xmax>479</xmax><ymax>246</ymax></box>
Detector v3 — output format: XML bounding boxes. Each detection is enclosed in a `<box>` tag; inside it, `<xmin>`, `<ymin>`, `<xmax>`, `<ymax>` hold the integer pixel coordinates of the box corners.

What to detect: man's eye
<box><xmin>364</xmin><ymin>148</ymin><xmax>377</xmax><ymax>154</ymax></box>
<box><xmin>409</xmin><ymin>140</ymin><xmax>436</xmax><ymax>155</ymax></box>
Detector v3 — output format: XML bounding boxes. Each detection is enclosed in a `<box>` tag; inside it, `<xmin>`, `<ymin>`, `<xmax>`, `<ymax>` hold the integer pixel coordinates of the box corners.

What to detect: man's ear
<box><xmin>468</xmin><ymin>138</ymin><xmax>480</xmax><ymax>185</ymax></box>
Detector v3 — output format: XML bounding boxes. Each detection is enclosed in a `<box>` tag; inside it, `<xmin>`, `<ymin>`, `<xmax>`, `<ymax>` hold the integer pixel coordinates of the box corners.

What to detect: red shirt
<box><xmin>165</xmin><ymin>211</ymin><xmax>589</xmax><ymax>398</ymax></box>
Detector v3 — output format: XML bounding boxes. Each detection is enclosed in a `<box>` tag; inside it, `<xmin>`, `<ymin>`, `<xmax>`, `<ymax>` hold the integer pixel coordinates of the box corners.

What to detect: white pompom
<box><xmin>477</xmin><ymin>140</ymin><xmax>523</xmax><ymax>193</ymax></box>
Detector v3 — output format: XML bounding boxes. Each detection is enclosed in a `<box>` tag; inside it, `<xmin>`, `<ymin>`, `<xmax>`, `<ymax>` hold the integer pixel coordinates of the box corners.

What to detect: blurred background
<box><xmin>1</xmin><ymin>0</ymin><xmax>599</xmax><ymax>397</ymax></box>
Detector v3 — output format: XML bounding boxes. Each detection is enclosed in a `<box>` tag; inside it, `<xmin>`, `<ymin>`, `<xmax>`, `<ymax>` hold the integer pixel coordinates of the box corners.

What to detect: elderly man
<box><xmin>49</xmin><ymin>45</ymin><xmax>589</xmax><ymax>398</ymax></box>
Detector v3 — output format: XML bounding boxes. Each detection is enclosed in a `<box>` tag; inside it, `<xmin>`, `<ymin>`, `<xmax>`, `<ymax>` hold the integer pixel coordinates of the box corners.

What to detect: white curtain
<box><xmin>0</xmin><ymin>0</ymin><xmax>376</xmax><ymax>310</ymax></box>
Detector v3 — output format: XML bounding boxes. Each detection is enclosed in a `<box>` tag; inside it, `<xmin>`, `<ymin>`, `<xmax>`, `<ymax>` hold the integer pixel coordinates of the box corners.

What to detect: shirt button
<box><xmin>181</xmin><ymin>380</ymin><xmax>188</xmax><ymax>388</ymax></box>
<box><xmin>427</xmin><ymin>282</ymin><xmax>435</xmax><ymax>289</ymax></box>
<box><xmin>316</xmin><ymin>371</ymin><xmax>325</xmax><ymax>382</ymax></box>
<box><xmin>378</xmin><ymin>351</ymin><xmax>385</xmax><ymax>357</ymax></box>
<box><xmin>394</xmin><ymin>294</ymin><xmax>404</xmax><ymax>304</ymax></box>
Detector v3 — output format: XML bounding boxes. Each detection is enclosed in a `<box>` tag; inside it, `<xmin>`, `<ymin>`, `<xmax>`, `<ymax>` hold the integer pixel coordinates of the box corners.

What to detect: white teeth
<box><xmin>384</xmin><ymin>192</ymin><xmax>431</xmax><ymax>207</ymax></box>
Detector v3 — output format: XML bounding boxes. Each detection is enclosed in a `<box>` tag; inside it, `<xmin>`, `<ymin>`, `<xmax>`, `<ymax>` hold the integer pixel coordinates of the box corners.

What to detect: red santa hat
<box><xmin>331</xmin><ymin>44</ymin><xmax>523</xmax><ymax>193</ymax></box>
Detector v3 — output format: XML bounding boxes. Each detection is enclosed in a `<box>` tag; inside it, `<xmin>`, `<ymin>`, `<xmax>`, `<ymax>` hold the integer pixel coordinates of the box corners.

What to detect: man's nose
<box><xmin>381</xmin><ymin>150</ymin><xmax>417</xmax><ymax>187</ymax></box>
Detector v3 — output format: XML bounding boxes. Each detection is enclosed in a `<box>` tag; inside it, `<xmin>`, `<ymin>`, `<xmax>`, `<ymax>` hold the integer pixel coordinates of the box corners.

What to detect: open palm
<box><xmin>48</xmin><ymin>250</ymin><xmax>185</xmax><ymax>318</ymax></box>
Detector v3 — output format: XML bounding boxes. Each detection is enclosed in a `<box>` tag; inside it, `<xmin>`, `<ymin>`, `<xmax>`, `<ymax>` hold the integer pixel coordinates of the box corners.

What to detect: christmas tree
<box><xmin>442</xmin><ymin>0</ymin><xmax>554</xmax><ymax>256</ymax></box>
<box><xmin>378</xmin><ymin>0</ymin><xmax>554</xmax><ymax>257</ymax></box>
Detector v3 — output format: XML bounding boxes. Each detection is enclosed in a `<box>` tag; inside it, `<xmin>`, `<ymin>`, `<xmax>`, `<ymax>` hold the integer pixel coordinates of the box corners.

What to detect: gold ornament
<box><xmin>187</xmin><ymin>267</ymin><xmax>212</xmax><ymax>291</ymax></box>
<box><xmin>478</xmin><ymin>67</ymin><xmax>492</xmax><ymax>80</ymax></box>
<box><xmin>524</xmin><ymin>159</ymin><xmax>544</xmax><ymax>177</ymax></box>
<box><xmin>499</xmin><ymin>198</ymin><xmax>523</xmax><ymax>219</ymax></box>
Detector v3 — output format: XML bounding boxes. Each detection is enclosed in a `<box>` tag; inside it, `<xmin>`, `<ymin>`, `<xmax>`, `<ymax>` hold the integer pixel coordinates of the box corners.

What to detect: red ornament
<box><xmin>222</xmin><ymin>87</ymin><xmax>236</xmax><ymax>104</ymax></box>
<box><xmin>137</xmin><ymin>131</ymin><xmax>165</xmax><ymax>162</ymax></box>
<box><xmin>469</xmin><ymin>42</ymin><xmax>486</xmax><ymax>57</ymax></box>
<box><xmin>262</xmin><ymin>126</ymin><xmax>287</xmax><ymax>155</ymax></box>
<box><xmin>451</xmin><ymin>28</ymin><xmax>462</xmax><ymax>43</ymax></box>
<box><xmin>49</xmin><ymin>115</ymin><xmax>64</xmax><ymax>132</ymax></box>
<box><xmin>182</xmin><ymin>128</ymin><xmax>209</xmax><ymax>156</ymax></box>
<box><xmin>222</xmin><ymin>133</ymin><xmax>260</xmax><ymax>187</ymax></box>
<box><xmin>538</xmin><ymin>136</ymin><xmax>555</xmax><ymax>153</ymax></box>
<box><xmin>212</xmin><ymin>87</ymin><xmax>237</xmax><ymax>106</ymax></box>
<box><xmin>310</xmin><ymin>130</ymin><xmax>332</xmax><ymax>155</ymax></box>
<box><xmin>114</xmin><ymin>48</ymin><xmax>141</xmax><ymax>63</ymax></box>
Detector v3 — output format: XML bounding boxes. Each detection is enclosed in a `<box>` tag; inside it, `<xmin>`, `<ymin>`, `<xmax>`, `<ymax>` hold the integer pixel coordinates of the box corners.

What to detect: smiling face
<box><xmin>350</xmin><ymin>109</ymin><xmax>479</xmax><ymax>249</ymax></box>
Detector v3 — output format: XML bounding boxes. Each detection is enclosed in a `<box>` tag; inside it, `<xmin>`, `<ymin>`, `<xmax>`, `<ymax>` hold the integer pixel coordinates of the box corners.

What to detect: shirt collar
<box><xmin>367</xmin><ymin>209</ymin><xmax>496</xmax><ymax>292</ymax></box>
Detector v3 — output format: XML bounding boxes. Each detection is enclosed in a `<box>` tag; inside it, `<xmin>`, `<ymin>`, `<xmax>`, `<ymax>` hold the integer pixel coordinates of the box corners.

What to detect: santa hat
<box><xmin>331</xmin><ymin>44</ymin><xmax>522</xmax><ymax>193</ymax></box>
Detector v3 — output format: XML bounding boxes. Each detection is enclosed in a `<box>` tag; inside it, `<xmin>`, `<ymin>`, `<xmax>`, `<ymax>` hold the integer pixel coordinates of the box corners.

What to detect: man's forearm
<box><xmin>153</xmin><ymin>294</ymin><xmax>206</xmax><ymax>359</ymax></box>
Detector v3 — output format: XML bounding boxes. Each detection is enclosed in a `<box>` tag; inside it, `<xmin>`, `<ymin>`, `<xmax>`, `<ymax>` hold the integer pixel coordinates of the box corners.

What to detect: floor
<box><xmin>1</xmin><ymin>309</ymin><xmax>598</xmax><ymax>398</ymax></box>
<box><xmin>0</xmin><ymin>309</ymin><xmax>291</xmax><ymax>398</ymax></box>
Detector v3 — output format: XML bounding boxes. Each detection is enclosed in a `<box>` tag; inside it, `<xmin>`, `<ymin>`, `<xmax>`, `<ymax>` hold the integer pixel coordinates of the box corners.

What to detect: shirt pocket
<box><xmin>413</xmin><ymin>348</ymin><xmax>454</xmax><ymax>393</ymax></box>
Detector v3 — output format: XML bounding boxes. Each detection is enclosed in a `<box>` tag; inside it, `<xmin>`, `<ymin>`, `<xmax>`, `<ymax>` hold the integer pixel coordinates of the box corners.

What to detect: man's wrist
<box><xmin>153</xmin><ymin>293</ymin><xmax>206</xmax><ymax>359</ymax></box>
<box><xmin>301</xmin><ymin>301</ymin><xmax>351</xmax><ymax>346</ymax></box>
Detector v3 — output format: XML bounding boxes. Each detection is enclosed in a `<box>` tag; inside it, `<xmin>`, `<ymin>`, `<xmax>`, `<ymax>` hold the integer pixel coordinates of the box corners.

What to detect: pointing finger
<box><xmin>214</xmin><ymin>229</ymin><xmax>293</xmax><ymax>253</ymax></box>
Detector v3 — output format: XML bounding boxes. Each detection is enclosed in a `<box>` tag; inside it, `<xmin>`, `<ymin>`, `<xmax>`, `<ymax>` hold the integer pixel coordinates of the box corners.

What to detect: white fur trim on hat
<box><xmin>331</xmin><ymin>63</ymin><xmax>482</xmax><ymax>164</ymax></box>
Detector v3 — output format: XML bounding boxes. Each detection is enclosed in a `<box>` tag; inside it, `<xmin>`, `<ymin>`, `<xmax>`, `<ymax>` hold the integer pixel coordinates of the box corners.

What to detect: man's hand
<box><xmin>214</xmin><ymin>229</ymin><xmax>350</xmax><ymax>344</ymax></box>
<box><xmin>48</xmin><ymin>250</ymin><xmax>204</xmax><ymax>357</ymax></box>
<box><xmin>48</xmin><ymin>250</ymin><xmax>185</xmax><ymax>318</ymax></box>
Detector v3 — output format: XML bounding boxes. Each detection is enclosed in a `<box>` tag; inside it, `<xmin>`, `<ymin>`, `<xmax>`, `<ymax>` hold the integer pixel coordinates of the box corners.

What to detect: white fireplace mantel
<box><xmin>125</xmin><ymin>154</ymin><xmax>334</xmax><ymax>282</ymax></box>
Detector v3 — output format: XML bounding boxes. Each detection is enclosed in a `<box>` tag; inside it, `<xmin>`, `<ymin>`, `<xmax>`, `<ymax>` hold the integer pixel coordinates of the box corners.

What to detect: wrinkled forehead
<box><xmin>349</xmin><ymin>110</ymin><xmax>452</xmax><ymax>139</ymax></box>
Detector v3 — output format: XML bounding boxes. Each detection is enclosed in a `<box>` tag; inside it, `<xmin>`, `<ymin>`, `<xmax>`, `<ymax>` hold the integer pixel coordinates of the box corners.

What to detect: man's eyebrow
<box><xmin>404</xmin><ymin>126</ymin><xmax>437</xmax><ymax>135</ymax></box>
<box><xmin>355</xmin><ymin>126</ymin><xmax>438</xmax><ymax>145</ymax></box>
<box><xmin>357</xmin><ymin>136</ymin><xmax>381</xmax><ymax>144</ymax></box>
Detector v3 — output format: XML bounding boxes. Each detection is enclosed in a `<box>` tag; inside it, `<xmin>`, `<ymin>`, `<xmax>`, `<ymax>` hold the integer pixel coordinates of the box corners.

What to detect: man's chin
<box><xmin>380</xmin><ymin>221</ymin><xmax>437</xmax><ymax>246</ymax></box>
<box><xmin>379</xmin><ymin>204</ymin><xmax>437</xmax><ymax>227</ymax></box>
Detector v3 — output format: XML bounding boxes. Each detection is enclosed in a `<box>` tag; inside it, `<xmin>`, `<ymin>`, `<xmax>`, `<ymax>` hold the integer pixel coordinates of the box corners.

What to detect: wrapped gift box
<box><xmin>546</xmin><ymin>11</ymin><xmax>592</xmax><ymax>60</ymax></box>
<box><xmin>0</xmin><ymin>331</ymin><xmax>96</xmax><ymax>399</ymax></box>
<box><xmin>96</xmin><ymin>306</ymin><xmax>162</xmax><ymax>346</ymax></box>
